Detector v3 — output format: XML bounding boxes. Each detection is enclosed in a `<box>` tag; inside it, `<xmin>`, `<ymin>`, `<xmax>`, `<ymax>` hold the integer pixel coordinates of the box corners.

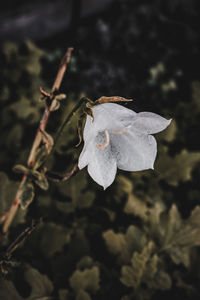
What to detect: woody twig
<box><xmin>2</xmin><ymin>48</ymin><xmax>73</xmax><ymax>234</ymax></box>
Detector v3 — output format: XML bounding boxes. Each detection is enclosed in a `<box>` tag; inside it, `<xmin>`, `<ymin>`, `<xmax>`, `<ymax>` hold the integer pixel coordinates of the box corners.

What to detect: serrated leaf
<box><xmin>69</xmin><ymin>266</ymin><xmax>100</xmax><ymax>294</ymax></box>
<box><xmin>161</xmin><ymin>204</ymin><xmax>183</xmax><ymax>247</ymax></box>
<box><xmin>120</xmin><ymin>241</ymin><xmax>156</xmax><ymax>289</ymax></box>
<box><xmin>150</xmin><ymin>270</ymin><xmax>172</xmax><ymax>290</ymax></box>
<box><xmin>121</xmin><ymin>265</ymin><xmax>137</xmax><ymax>287</ymax></box>
<box><xmin>160</xmin><ymin>205</ymin><xmax>200</xmax><ymax>267</ymax></box>
<box><xmin>156</xmin><ymin>149</ymin><xmax>200</xmax><ymax>186</ymax></box>
<box><xmin>121</xmin><ymin>241</ymin><xmax>171</xmax><ymax>295</ymax></box>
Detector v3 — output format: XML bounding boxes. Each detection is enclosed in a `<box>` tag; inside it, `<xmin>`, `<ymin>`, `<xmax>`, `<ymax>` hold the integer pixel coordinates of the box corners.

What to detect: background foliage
<box><xmin>1</xmin><ymin>0</ymin><xmax>200</xmax><ymax>299</ymax></box>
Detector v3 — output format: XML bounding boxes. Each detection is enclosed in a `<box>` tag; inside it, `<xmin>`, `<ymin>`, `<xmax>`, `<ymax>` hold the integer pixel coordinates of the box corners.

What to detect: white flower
<box><xmin>78</xmin><ymin>103</ymin><xmax>171</xmax><ymax>189</ymax></box>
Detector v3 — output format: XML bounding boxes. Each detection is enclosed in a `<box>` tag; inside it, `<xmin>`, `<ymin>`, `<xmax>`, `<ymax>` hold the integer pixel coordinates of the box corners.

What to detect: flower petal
<box><xmin>79</xmin><ymin>131</ymin><xmax>117</xmax><ymax>189</ymax></box>
<box><xmin>111</xmin><ymin>129</ymin><xmax>157</xmax><ymax>171</ymax></box>
<box><xmin>132</xmin><ymin>112</ymin><xmax>172</xmax><ymax>134</ymax></box>
<box><xmin>83</xmin><ymin>103</ymin><xmax>136</xmax><ymax>142</ymax></box>
<box><xmin>78</xmin><ymin>142</ymin><xmax>91</xmax><ymax>170</ymax></box>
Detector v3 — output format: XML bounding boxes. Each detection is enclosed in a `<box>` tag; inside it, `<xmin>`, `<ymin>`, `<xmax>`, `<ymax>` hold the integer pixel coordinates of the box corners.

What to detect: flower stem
<box><xmin>54</xmin><ymin>97</ymin><xmax>89</xmax><ymax>145</ymax></box>
<box><xmin>2</xmin><ymin>48</ymin><xmax>73</xmax><ymax>234</ymax></box>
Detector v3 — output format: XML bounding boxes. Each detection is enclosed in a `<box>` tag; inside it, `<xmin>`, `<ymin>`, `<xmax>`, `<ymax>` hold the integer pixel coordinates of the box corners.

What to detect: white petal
<box><xmin>78</xmin><ymin>142</ymin><xmax>91</xmax><ymax>170</ymax></box>
<box><xmin>79</xmin><ymin>132</ymin><xmax>117</xmax><ymax>189</ymax></box>
<box><xmin>83</xmin><ymin>103</ymin><xmax>136</xmax><ymax>142</ymax></box>
<box><xmin>132</xmin><ymin>112</ymin><xmax>172</xmax><ymax>134</ymax></box>
<box><xmin>111</xmin><ymin>129</ymin><xmax>157</xmax><ymax>171</ymax></box>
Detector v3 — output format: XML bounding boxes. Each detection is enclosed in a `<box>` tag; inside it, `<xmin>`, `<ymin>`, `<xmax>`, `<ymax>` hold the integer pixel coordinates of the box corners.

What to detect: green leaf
<box><xmin>50</xmin><ymin>94</ymin><xmax>66</xmax><ymax>112</ymax></box>
<box><xmin>69</xmin><ymin>266</ymin><xmax>100</xmax><ymax>294</ymax></box>
<box><xmin>150</xmin><ymin>270</ymin><xmax>172</xmax><ymax>290</ymax></box>
<box><xmin>120</xmin><ymin>241</ymin><xmax>171</xmax><ymax>294</ymax></box>
<box><xmin>39</xmin><ymin>222</ymin><xmax>69</xmax><ymax>257</ymax></box>
<box><xmin>0</xmin><ymin>267</ymin><xmax>53</xmax><ymax>300</ymax></box>
<box><xmin>114</xmin><ymin>175</ymin><xmax>133</xmax><ymax>200</ymax></box>
<box><xmin>33</xmin><ymin>171</ymin><xmax>49</xmax><ymax>190</ymax></box>
<box><xmin>160</xmin><ymin>205</ymin><xmax>200</xmax><ymax>267</ymax></box>
<box><xmin>102</xmin><ymin>229</ymin><xmax>126</xmax><ymax>258</ymax></box>
<box><xmin>120</xmin><ymin>265</ymin><xmax>137</xmax><ymax>287</ymax></box>
<box><xmin>76</xmin><ymin>290</ymin><xmax>91</xmax><ymax>300</ymax></box>
<box><xmin>103</xmin><ymin>226</ymin><xmax>148</xmax><ymax>264</ymax></box>
<box><xmin>50</xmin><ymin>100</ymin><xmax>60</xmax><ymax>111</ymax></box>
<box><xmin>25</xmin><ymin>267</ymin><xmax>53</xmax><ymax>299</ymax></box>
<box><xmin>77</xmin><ymin>256</ymin><xmax>94</xmax><ymax>270</ymax></box>
<box><xmin>156</xmin><ymin>148</ymin><xmax>200</xmax><ymax>186</ymax></box>
<box><xmin>13</xmin><ymin>164</ymin><xmax>30</xmax><ymax>175</ymax></box>
<box><xmin>124</xmin><ymin>194</ymin><xmax>149</xmax><ymax>221</ymax></box>
<box><xmin>0</xmin><ymin>172</ymin><xmax>18</xmax><ymax>214</ymax></box>
<box><xmin>120</xmin><ymin>241</ymin><xmax>155</xmax><ymax>289</ymax></box>
<box><xmin>125</xmin><ymin>225</ymin><xmax>147</xmax><ymax>254</ymax></box>
<box><xmin>34</xmin><ymin>146</ymin><xmax>48</xmax><ymax>170</ymax></box>
<box><xmin>56</xmin><ymin>171</ymin><xmax>95</xmax><ymax>212</ymax></box>
<box><xmin>19</xmin><ymin>179</ymin><xmax>35</xmax><ymax>209</ymax></box>
<box><xmin>9</xmin><ymin>96</ymin><xmax>42</xmax><ymax>124</ymax></box>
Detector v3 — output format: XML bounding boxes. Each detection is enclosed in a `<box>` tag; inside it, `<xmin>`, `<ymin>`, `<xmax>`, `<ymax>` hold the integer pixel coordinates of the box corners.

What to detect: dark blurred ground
<box><xmin>1</xmin><ymin>1</ymin><xmax>200</xmax><ymax>300</ymax></box>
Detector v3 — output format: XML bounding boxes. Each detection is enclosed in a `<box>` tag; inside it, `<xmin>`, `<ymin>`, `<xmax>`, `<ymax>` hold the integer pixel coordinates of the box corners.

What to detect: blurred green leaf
<box><xmin>69</xmin><ymin>266</ymin><xmax>100</xmax><ymax>294</ymax></box>
<box><xmin>76</xmin><ymin>290</ymin><xmax>91</xmax><ymax>300</ymax></box>
<box><xmin>56</xmin><ymin>171</ymin><xmax>95</xmax><ymax>212</ymax></box>
<box><xmin>156</xmin><ymin>148</ymin><xmax>200</xmax><ymax>186</ymax></box>
<box><xmin>0</xmin><ymin>172</ymin><xmax>18</xmax><ymax>214</ymax></box>
<box><xmin>160</xmin><ymin>205</ymin><xmax>200</xmax><ymax>267</ymax></box>
<box><xmin>0</xmin><ymin>267</ymin><xmax>53</xmax><ymax>300</ymax></box>
<box><xmin>39</xmin><ymin>222</ymin><xmax>69</xmax><ymax>257</ymax></box>
<box><xmin>121</xmin><ymin>241</ymin><xmax>156</xmax><ymax>289</ymax></box>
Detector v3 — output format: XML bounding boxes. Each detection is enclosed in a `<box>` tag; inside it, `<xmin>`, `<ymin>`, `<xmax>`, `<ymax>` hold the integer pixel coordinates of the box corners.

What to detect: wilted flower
<box><xmin>78</xmin><ymin>103</ymin><xmax>171</xmax><ymax>189</ymax></box>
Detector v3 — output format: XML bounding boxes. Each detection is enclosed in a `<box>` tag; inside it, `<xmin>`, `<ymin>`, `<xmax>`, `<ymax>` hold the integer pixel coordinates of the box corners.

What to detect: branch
<box><xmin>2</xmin><ymin>48</ymin><xmax>73</xmax><ymax>234</ymax></box>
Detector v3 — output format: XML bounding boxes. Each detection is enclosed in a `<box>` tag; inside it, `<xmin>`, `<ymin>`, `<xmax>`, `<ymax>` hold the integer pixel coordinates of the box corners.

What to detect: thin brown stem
<box><xmin>28</xmin><ymin>47</ymin><xmax>74</xmax><ymax>167</ymax></box>
<box><xmin>46</xmin><ymin>163</ymin><xmax>78</xmax><ymax>182</ymax></box>
<box><xmin>2</xmin><ymin>47</ymin><xmax>73</xmax><ymax>233</ymax></box>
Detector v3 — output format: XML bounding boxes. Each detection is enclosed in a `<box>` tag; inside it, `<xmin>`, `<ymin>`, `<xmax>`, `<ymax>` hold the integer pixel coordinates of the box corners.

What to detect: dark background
<box><xmin>1</xmin><ymin>1</ymin><xmax>200</xmax><ymax>299</ymax></box>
